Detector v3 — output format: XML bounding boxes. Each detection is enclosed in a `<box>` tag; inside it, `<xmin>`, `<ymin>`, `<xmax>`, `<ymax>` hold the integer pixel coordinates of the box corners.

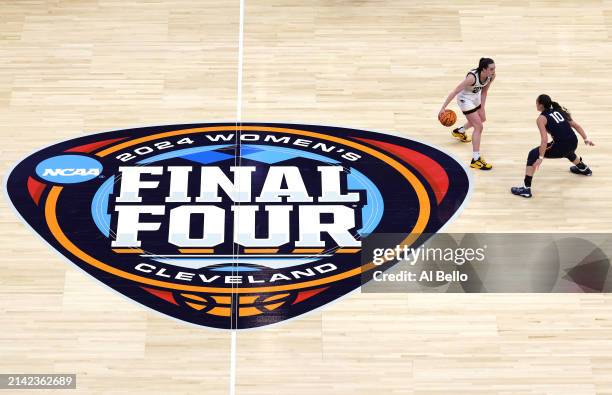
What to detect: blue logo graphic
<box><xmin>35</xmin><ymin>155</ymin><xmax>103</xmax><ymax>184</ymax></box>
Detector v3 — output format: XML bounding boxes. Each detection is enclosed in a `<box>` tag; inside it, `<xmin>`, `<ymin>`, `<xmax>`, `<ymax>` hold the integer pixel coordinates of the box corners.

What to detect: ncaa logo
<box><xmin>35</xmin><ymin>155</ymin><xmax>103</xmax><ymax>183</ymax></box>
<box><xmin>5</xmin><ymin>123</ymin><xmax>471</xmax><ymax>329</ymax></box>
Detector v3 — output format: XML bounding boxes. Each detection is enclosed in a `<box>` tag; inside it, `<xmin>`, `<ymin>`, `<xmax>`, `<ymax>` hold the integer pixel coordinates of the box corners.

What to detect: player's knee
<box><xmin>527</xmin><ymin>148</ymin><xmax>540</xmax><ymax>166</ymax></box>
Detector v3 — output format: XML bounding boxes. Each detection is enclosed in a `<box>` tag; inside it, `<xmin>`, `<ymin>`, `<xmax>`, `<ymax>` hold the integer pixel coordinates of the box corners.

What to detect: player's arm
<box><xmin>532</xmin><ymin>115</ymin><xmax>548</xmax><ymax>171</ymax></box>
<box><xmin>569</xmin><ymin>119</ymin><xmax>595</xmax><ymax>146</ymax></box>
<box><xmin>481</xmin><ymin>73</ymin><xmax>495</xmax><ymax>106</ymax></box>
<box><xmin>439</xmin><ymin>74</ymin><xmax>475</xmax><ymax>117</ymax></box>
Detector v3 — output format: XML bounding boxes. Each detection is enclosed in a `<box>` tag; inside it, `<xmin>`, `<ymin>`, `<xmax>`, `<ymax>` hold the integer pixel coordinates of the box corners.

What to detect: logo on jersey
<box><xmin>5</xmin><ymin>123</ymin><xmax>471</xmax><ymax>329</ymax></box>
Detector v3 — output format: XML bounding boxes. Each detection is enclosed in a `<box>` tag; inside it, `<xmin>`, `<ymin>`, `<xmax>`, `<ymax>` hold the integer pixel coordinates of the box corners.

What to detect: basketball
<box><xmin>438</xmin><ymin>109</ymin><xmax>457</xmax><ymax>127</ymax></box>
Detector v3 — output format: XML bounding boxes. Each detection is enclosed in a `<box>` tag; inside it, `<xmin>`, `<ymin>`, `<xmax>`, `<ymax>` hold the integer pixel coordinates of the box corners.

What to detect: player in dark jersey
<box><xmin>511</xmin><ymin>94</ymin><xmax>594</xmax><ymax>198</ymax></box>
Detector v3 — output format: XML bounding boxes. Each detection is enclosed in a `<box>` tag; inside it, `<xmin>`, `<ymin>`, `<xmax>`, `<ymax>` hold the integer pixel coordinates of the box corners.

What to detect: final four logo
<box><xmin>5</xmin><ymin>123</ymin><xmax>471</xmax><ymax>329</ymax></box>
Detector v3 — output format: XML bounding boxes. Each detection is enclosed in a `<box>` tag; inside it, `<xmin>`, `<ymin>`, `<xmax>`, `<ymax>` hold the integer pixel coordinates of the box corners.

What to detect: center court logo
<box><xmin>5</xmin><ymin>123</ymin><xmax>471</xmax><ymax>329</ymax></box>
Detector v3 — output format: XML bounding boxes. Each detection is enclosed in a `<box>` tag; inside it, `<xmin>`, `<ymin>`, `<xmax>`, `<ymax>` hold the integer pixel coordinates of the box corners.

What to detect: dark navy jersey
<box><xmin>541</xmin><ymin>109</ymin><xmax>575</xmax><ymax>141</ymax></box>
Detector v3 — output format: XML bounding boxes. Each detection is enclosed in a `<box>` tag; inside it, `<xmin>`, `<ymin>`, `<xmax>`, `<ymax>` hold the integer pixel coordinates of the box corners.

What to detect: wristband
<box><xmin>538</xmin><ymin>156</ymin><xmax>544</xmax><ymax>160</ymax></box>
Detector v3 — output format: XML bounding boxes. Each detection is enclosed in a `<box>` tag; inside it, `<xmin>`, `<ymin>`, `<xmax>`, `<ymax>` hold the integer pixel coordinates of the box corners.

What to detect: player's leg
<box><xmin>466</xmin><ymin>110</ymin><xmax>491</xmax><ymax>170</ymax></box>
<box><xmin>511</xmin><ymin>141</ymin><xmax>579</xmax><ymax>197</ymax></box>
<box><xmin>569</xmin><ymin>155</ymin><xmax>592</xmax><ymax>176</ymax></box>
<box><xmin>468</xmin><ymin>111</ymin><xmax>483</xmax><ymax>153</ymax></box>
<box><xmin>566</xmin><ymin>140</ymin><xmax>592</xmax><ymax>175</ymax></box>
<box><xmin>454</xmin><ymin>120</ymin><xmax>473</xmax><ymax>133</ymax></box>
<box><xmin>546</xmin><ymin>138</ymin><xmax>591</xmax><ymax>175</ymax></box>
<box><xmin>453</xmin><ymin>97</ymin><xmax>475</xmax><ymax>142</ymax></box>
<box><xmin>456</xmin><ymin>107</ymin><xmax>485</xmax><ymax>134</ymax></box>
<box><xmin>452</xmin><ymin>123</ymin><xmax>472</xmax><ymax>142</ymax></box>
<box><xmin>511</xmin><ymin>146</ymin><xmax>542</xmax><ymax>198</ymax></box>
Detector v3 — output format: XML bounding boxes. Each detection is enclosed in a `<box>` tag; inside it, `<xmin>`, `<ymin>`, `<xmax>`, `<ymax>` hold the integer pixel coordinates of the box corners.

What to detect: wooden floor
<box><xmin>2</xmin><ymin>1</ymin><xmax>612</xmax><ymax>393</ymax></box>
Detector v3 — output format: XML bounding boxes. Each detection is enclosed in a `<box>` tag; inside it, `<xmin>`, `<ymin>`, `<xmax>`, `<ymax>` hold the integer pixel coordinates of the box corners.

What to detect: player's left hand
<box><xmin>584</xmin><ymin>139</ymin><xmax>595</xmax><ymax>146</ymax></box>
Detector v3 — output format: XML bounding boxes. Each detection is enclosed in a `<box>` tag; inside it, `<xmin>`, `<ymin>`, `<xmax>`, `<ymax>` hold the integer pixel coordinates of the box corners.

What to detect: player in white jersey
<box><xmin>439</xmin><ymin>58</ymin><xmax>496</xmax><ymax>170</ymax></box>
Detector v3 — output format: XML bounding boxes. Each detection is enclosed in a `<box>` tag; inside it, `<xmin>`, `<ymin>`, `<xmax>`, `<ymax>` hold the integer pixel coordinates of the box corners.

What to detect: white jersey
<box><xmin>457</xmin><ymin>69</ymin><xmax>491</xmax><ymax>113</ymax></box>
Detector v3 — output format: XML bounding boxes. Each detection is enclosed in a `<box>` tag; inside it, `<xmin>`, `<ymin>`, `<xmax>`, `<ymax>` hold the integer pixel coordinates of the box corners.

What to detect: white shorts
<box><xmin>457</xmin><ymin>93</ymin><xmax>481</xmax><ymax>114</ymax></box>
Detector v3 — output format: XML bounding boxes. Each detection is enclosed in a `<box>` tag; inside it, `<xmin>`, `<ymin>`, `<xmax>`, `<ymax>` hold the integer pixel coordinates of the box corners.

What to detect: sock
<box><xmin>524</xmin><ymin>175</ymin><xmax>532</xmax><ymax>188</ymax></box>
<box><xmin>576</xmin><ymin>158</ymin><xmax>587</xmax><ymax>170</ymax></box>
<box><xmin>472</xmin><ymin>152</ymin><xmax>480</xmax><ymax>161</ymax></box>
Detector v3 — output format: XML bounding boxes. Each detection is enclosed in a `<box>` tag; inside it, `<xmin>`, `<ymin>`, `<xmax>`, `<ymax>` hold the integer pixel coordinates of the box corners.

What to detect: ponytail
<box><xmin>537</xmin><ymin>94</ymin><xmax>572</xmax><ymax>121</ymax></box>
<box><xmin>477</xmin><ymin>57</ymin><xmax>495</xmax><ymax>72</ymax></box>
<box><xmin>551</xmin><ymin>101</ymin><xmax>572</xmax><ymax>121</ymax></box>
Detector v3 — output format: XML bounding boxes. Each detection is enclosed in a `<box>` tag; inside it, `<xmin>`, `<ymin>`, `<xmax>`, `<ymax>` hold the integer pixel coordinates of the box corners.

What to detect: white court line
<box><xmin>230</xmin><ymin>0</ymin><xmax>245</xmax><ymax>393</ymax></box>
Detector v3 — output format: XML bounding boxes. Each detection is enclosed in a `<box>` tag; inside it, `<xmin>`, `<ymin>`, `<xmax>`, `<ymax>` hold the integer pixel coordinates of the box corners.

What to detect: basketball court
<box><xmin>2</xmin><ymin>1</ymin><xmax>612</xmax><ymax>393</ymax></box>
